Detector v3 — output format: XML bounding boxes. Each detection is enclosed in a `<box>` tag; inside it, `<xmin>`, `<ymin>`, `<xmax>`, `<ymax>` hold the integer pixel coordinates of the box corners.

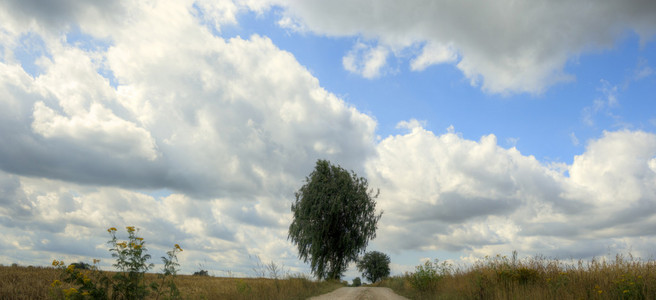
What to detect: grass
<box><xmin>376</xmin><ymin>252</ymin><xmax>656</xmax><ymax>299</ymax></box>
<box><xmin>0</xmin><ymin>227</ymin><xmax>344</xmax><ymax>299</ymax></box>
<box><xmin>0</xmin><ymin>264</ymin><xmax>344</xmax><ymax>299</ymax></box>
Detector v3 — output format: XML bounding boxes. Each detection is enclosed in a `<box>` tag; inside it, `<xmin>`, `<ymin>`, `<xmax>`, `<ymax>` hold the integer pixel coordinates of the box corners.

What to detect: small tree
<box><xmin>352</xmin><ymin>277</ymin><xmax>362</xmax><ymax>287</ymax></box>
<box><xmin>289</xmin><ymin>159</ymin><xmax>382</xmax><ymax>280</ymax></box>
<box><xmin>357</xmin><ymin>251</ymin><xmax>391</xmax><ymax>283</ymax></box>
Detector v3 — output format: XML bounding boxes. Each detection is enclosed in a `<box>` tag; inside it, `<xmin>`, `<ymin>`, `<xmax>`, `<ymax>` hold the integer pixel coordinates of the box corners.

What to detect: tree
<box><xmin>357</xmin><ymin>251</ymin><xmax>391</xmax><ymax>283</ymax></box>
<box><xmin>352</xmin><ymin>277</ymin><xmax>362</xmax><ymax>287</ymax></box>
<box><xmin>288</xmin><ymin>159</ymin><xmax>382</xmax><ymax>280</ymax></box>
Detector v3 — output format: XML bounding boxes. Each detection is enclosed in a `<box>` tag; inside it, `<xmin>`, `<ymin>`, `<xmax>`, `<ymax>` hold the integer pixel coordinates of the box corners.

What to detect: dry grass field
<box><xmin>0</xmin><ymin>264</ymin><xmax>344</xmax><ymax>299</ymax></box>
<box><xmin>377</xmin><ymin>253</ymin><xmax>656</xmax><ymax>300</ymax></box>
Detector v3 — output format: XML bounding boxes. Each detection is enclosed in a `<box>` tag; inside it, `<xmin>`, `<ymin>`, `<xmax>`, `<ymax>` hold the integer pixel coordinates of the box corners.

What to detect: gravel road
<box><xmin>309</xmin><ymin>287</ymin><xmax>409</xmax><ymax>300</ymax></box>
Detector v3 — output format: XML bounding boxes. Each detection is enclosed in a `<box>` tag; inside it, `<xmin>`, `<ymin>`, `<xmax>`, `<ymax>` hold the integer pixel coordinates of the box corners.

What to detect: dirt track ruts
<box><xmin>309</xmin><ymin>287</ymin><xmax>409</xmax><ymax>300</ymax></box>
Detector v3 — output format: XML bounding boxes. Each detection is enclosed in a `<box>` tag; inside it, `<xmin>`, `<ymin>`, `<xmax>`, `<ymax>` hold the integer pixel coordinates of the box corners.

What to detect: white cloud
<box><xmin>264</xmin><ymin>0</ymin><xmax>656</xmax><ymax>94</ymax></box>
<box><xmin>0</xmin><ymin>0</ymin><xmax>377</xmax><ymax>275</ymax></box>
<box><xmin>342</xmin><ymin>42</ymin><xmax>389</xmax><ymax>79</ymax></box>
<box><xmin>0</xmin><ymin>0</ymin><xmax>377</xmax><ymax>197</ymax></box>
<box><xmin>410</xmin><ymin>42</ymin><xmax>458</xmax><ymax>71</ymax></box>
<box><xmin>2</xmin><ymin>0</ymin><xmax>656</xmax><ymax>280</ymax></box>
<box><xmin>634</xmin><ymin>58</ymin><xmax>654</xmax><ymax>80</ymax></box>
<box><xmin>570</xmin><ymin>132</ymin><xmax>580</xmax><ymax>146</ymax></box>
<box><xmin>366</xmin><ymin>123</ymin><xmax>656</xmax><ymax>259</ymax></box>
<box><xmin>395</xmin><ymin>119</ymin><xmax>426</xmax><ymax>132</ymax></box>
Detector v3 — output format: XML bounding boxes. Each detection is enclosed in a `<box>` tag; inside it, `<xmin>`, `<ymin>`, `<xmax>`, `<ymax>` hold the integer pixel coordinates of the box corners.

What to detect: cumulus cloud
<box><xmin>342</xmin><ymin>42</ymin><xmax>389</xmax><ymax>79</ymax></box>
<box><xmin>366</xmin><ymin>125</ymin><xmax>656</xmax><ymax>259</ymax></box>
<box><xmin>0</xmin><ymin>0</ymin><xmax>376</xmax><ymax>274</ymax></box>
<box><xmin>410</xmin><ymin>42</ymin><xmax>458</xmax><ymax>71</ymax></box>
<box><xmin>2</xmin><ymin>0</ymin><xmax>656</xmax><ymax>279</ymax></box>
<box><xmin>0</xmin><ymin>0</ymin><xmax>376</xmax><ymax>198</ymax></box>
<box><xmin>265</xmin><ymin>0</ymin><xmax>656</xmax><ymax>94</ymax></box>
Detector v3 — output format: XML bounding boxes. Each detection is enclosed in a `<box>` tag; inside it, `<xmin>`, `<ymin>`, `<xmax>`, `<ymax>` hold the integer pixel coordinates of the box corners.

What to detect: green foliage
<box><xmin>356</xmin><ymin>251</ymin><xmax>391</xmax><ymax>283</ymax></box>
<box><xmin>193</xmin><ymin>270</ymin><xmax>209</xmax><ymax>276</ymax></box>
<box><xmin>236</xmin><ymin>280</ymin><xmax>252</xmax><ymax>295</ymax></box>
<box><xmin>51</xmin><ymin>226</ymin><xmax>182</xmax><ymax>300</ymax></box>
<box><xmin>50</xmin><ymin>259</ymin><xmax>109</xmax><ymax>299</ymax></box>
<box><xmin>352</xmin><ymin>277</ymin><xmax>361</xmax><ymax>287</ymax></box>
<box><xmin>408</xmin><ymin>259</ymin><xmax>450</xmax><ymax>293</ymax></box>
<box><xmin>108</xmin><ymin>226</ymin><xmax>153</xmax><ymax>299</ymax></box>
<box><xmin>151</xmin><ymin>244</ymin><xmax>183</xmax><ymax>300</ymax></box>
<box><xmin>288</xmin><ymin>159</ymin><xmax>382</xmax><ymax>280</ymax></box>
<box><xmin>71</xmin><ymin>262</ymin><xmax>92</xmax><ymax>270</ymax></box>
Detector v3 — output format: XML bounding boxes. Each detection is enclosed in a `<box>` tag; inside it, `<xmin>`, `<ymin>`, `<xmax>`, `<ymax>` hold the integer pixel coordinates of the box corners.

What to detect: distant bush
<box><xmin>357</xmin><ymin>251</ymin><xmax>391</xmax><ymax>283</ymax></box>
<box><xmin>352</xmin><ymin>277</ymin><xmax>361</xmax><ymax>287</ymax></box>
<box><xmin>70</xmin><ymin>262</ymin><xmax>92</xmax><ymax>270</ymax></box>
<box><xmin>193</xmin><ymin>270</ymin><xmax>210</xmax><ymax>276</ymax></box>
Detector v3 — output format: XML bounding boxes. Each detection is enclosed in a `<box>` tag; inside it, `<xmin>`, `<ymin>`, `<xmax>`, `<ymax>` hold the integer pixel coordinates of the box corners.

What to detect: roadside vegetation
<box><xmin>376</xmin><ymin>251</ymin><xmax>656</xmax><ymax>299</ymax></box>
<box><xmin>0</xmin><ymin>226</ymin><xmax>343</xmax><ymax>299</ymax></box>
<box><xmin>0</xmin><ymin>264</ymin><xmax>343</xmax><ymax>299</ymax></box>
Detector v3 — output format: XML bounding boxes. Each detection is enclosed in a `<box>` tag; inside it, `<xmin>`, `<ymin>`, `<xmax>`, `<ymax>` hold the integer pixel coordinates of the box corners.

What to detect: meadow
<box><xmin>0</xmin><ymin>226</ymin><xmax>344</xmax><ymax>299</ymax></box>
<box><xmin>376</xmin><ymin>251</ymin><xmax>656</xmax><ymax>300</ymax></box>
<box><xmin>0</xmin><ymin>264</ymin><xmax>344</xmax><ymax>299</ymax></box>
<box><xmin>4</xmin><ymin>226</ymin><xmax>656</xmax><ymax>300</ymax></box>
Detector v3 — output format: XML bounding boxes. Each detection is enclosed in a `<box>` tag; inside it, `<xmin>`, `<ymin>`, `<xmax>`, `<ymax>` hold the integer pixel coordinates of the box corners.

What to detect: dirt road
<box><xmin>309</xmin><ymin>287</ymin><xmax>409</xmax><ymax>300</ymax></box>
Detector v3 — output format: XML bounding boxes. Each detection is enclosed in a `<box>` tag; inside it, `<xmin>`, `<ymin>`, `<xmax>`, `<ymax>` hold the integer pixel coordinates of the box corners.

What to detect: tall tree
<box><xmin>289</xmin><ymin>159</ymin><xmax>382</xmax><ymax>280</ymax></box>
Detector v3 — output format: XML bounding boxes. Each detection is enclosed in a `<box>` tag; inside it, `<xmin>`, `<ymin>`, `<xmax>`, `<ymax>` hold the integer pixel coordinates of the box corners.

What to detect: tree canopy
<box><xmin>288</xmin><ymin>159</ymin><xmax>382</xmax><ymax>280</ymax></box>
<box><xmin>356</xmin><ymin>251</ymin><xmax>391</xmax><ymax>283</ymax></box>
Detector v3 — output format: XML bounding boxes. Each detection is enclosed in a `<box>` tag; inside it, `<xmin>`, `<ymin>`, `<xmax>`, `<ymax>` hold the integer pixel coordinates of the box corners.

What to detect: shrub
<box><xmin>70</xmin><ymin>262</ymin><xmax>92</xmax><ymax>270</ymax></box>
<box><xmin>356</xmin><ymin>251</ymin><xmax>391</xmax><ymax>283</ymax></box>
<box><xmin>408</xmin><ymin>259</ymin><xmax>450</xmax><ymax>293</ymax></box>
<box><xmin>193</xmin><ymin>270</ymin><xmax>210</xmax><ymax>276</ymax></box>
<box><xmin>352</xmin><ymin>277</ymin><xmax>361</xmax><ymax>287</ymax></box>
<box><xmin>51</xmin><ymin>226</ymin><xmax>182</xmax><ymax>300</ymax></box>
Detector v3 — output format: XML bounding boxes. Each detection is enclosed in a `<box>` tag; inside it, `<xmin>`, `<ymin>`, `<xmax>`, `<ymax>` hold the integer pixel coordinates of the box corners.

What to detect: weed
<box><xmin>50</xmin><ymin>226</ymin><xmax>182</xmax><ymax>300</ymax></box>
<box><xmin>378</xmin><ymin>251</ymin><xmax>656</xmax><ymax>300</ymax></box>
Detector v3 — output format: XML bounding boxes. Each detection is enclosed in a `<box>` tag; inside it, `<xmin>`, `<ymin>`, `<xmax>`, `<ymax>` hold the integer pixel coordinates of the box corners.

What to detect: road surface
<box><xmin>309</xmin><ymin>287</ymin><xmax>409</xmax><ymax>300</ymax></box>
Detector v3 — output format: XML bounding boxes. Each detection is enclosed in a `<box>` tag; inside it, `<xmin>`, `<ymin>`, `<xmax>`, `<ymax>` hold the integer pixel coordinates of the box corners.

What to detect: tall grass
<box><xmin>0</xmin><ymin>264</ymin><xmax>343</xmax><ymax>299</ymax></box>
<box><xmin>377</xmin><ymin>252</ymin><xmax>656</xmax><ymax>300</ymax></box>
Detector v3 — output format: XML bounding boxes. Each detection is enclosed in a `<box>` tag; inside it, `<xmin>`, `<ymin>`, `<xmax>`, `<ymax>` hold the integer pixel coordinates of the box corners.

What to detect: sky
<box><xmin>1</xmin><ymin>0</ymin><xmax>656</xmax><ymax>282</ymax></box>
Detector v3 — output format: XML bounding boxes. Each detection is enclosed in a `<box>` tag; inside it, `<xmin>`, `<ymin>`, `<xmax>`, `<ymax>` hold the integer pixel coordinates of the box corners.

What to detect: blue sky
<box><xmin>1</xmin><ymin>0</ymin><xmax>656</xmax><ymax>282</ymax></box>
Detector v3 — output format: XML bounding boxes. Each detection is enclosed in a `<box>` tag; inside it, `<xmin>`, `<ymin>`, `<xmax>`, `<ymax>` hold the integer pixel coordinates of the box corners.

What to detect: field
<box><xmin>376</xmin><ymin>252</ymin><xmax>656</xmax><ymax>300</ymax></box>
<box><xmin>0</xmin><ymin>264</ymin><xmax>344</xmax><ymax>299</ymax></box>
<box><xmin>5</xmin><ymin>252</ymin><xmax>656</xmax><ymax>299</ymax></box>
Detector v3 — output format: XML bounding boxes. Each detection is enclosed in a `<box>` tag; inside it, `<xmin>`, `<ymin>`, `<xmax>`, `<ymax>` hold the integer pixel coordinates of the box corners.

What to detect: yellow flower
<box><xmin>598</xmin><ymin>290</ymin><xmax>603</xmax><ymax>294</ymax></box>
<box><xmin>82</xmin><ymin>292</ymin><xmax>90</xmax><ymax>296</ymax></box>
<box><xmin>93</xmin><ymin>259</ymin><xmax>101</xmax><ymax>264</ymax></box>
<box><xmin>134</xmin><ymin>244</ymin><xmax>142</xmax><ymax>250</ymax></box>
<box><xmin>136</xmin><ymin>237</ymin><xmax>144</xmax><ymax>241</ymax></box>
<box><xmin>174</xmin><ymin>244</ymin><xmax>183</xmax><ymax>251</ymax></box>
<box><xmin>117</xmin><ymin>242</ymin><xmax>127</xmax><ymax>248</ymax></box>
<box><xmin>107</xmin><ymin>227</ymin><xmax>117</xmax><ymax>233</ymax></box>
<box><xmin>51</xmin><ymin>280</ymin><xmax>62</xmax><ymax>287</ymax></box>
<box><xmin>126</xmin><ymin>226</ymin><xmax>136</xmax><ymax>233</ymax></box>
<box><xmin>63</xmin><ymin>288</ymin><xmax>78</xmax><ymax>296</ymax></box>
<box><xmin>52</xmin><ymin>260</ymin><xmax>65</xmax><ymax>267</ymax></box>
<box><xmin>67</xmin><ymin>264</ymin><xmax>75</xmax><ymax>272</ymax></box>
